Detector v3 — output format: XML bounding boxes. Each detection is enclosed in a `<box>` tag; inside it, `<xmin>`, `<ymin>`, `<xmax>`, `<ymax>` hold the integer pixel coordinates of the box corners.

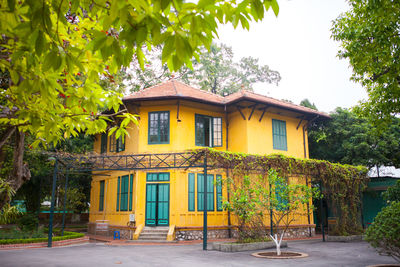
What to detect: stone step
<box><xmin>139</xmin><ymin>233</ymin><xmax>168</xmax><ymax>238</ymax></box>
<box><xmin>141</xmin><ymin>229</ymin><xmax>169</xmax><ymax>234</ymax></box>
<box><xmin>138</xmin><ymin>236</ymin><xmax>167</xmax><ymax>241</ymax></box>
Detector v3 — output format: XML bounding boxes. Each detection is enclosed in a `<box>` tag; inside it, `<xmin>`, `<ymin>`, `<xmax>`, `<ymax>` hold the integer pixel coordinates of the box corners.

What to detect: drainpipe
<box><xmin>225</xmin><ymin>105</ymin><xmax>232</xmax><ymax>238</ymax></box>
<box><xmin>303</xmin><ymin>124</ymin><xmax>312</xmax><ymax>236</ymax></box>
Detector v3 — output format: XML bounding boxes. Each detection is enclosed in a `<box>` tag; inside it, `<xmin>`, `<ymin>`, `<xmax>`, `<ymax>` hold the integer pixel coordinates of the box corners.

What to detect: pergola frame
<box><xmin>47</xmin><ymin>151</ymin><xmax>213</xmax><ymax>250</ymax></box>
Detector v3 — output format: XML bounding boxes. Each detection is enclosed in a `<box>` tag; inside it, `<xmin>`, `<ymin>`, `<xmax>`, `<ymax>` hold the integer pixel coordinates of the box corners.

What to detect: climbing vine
<box><xmin>193</xmin><ymin>148</ymin><xmax>369</xmax><ymax>236</ymax></box>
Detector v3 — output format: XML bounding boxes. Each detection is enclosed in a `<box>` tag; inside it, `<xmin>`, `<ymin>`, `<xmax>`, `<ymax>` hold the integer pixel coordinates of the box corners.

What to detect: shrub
<box><xmin>17</xmin><ymin>213</ymin><xmax>39</xmax><ymax>231</ymax></box>
<box><xmin>365</xmin><ymin>201</ymin><xmax>400</xmax><ymax>262</ymax></box>
<box><xmin>382</xmin><ymin>180</ymin><xmax>400</xmax><ymax>203</ymax></box>
<box><xmin>0</xmin><ymin>231</ymin><xmax>84</xmax><ymax>245</ymax></box>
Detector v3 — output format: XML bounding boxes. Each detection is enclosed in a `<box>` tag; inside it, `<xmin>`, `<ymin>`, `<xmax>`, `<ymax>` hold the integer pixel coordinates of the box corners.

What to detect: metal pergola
<box><xmin>47</xmin><ymin>151</ymin><xmax>213</xmax><ymax>250</ymax></box>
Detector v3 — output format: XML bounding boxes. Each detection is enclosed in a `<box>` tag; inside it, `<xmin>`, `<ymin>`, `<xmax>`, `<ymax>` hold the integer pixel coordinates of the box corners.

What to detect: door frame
<box><xmin>145</xmin><ymin>183</ymin><xmax>170</xmax><ymax>226</ymax></box>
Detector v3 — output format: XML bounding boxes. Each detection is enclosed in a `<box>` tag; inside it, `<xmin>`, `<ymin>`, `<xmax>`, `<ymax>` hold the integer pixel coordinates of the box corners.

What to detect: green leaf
<box><xmin>198</xmin><ymin>0</ymin><xmax>214</xmax><ymax>9</ymax></box>
<box><xmin>162</xmin><ymin>36</ymin><xmax>175</xmax><ymax>64</ymax></box>
<box><xmin>10</xmin><ymin>70</ymin><xmax>19</xmax><ymax>84</ymax></box>
<box><xmin>35</xmin><ymin>31</ymin><xmax>45</xmax><ymax>56</ymax></box>
<box><xmin>7</xmin><ymin>0</ymin><xmax>15</xmax><ymax>12</ymax></box>
<box><xmin>271</xmin><ymin>0</ymin><xmax>279</xmax><ymax>16</ymax></box>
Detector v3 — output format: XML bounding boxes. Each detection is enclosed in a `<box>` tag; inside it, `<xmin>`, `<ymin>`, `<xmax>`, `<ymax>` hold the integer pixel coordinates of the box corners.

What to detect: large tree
<box><xmin>0</xmin><ymin>0</ymin><xmax>279</xmax><ymax>208</ymax></box>
<box><xmin>126</xmin><ymin>43</ymin><xmax>281</xmax><ymax>95</ymax></box>
<box><xmin>331</xmin><ymin>0</ymin><xmax>400</xmax><ymax>124</ymax></box>
<box><xmin>307</xmin><ymin>108</ymin><xmax>400</xmax><ymax>169</ymax></box>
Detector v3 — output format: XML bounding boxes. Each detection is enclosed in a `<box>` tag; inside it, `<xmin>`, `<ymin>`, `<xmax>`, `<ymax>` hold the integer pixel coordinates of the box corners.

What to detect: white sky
<box><xmin>217</xmin><ymin>0</ymin><xmax>367</xmax><ymax>113</ymax></box>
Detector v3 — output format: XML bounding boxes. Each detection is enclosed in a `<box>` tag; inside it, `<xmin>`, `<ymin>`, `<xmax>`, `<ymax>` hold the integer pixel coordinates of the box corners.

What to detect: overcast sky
<box><xmin>217</xmin><ymin>0</ymin><xmax>367</xmax><ymax>113</ymax></box>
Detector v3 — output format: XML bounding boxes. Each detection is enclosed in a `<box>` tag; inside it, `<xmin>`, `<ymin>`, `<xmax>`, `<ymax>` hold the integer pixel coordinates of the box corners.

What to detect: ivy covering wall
<box><xmin>197</xmin><ymin>148</ymin><xmax>369</xmax><ymax>236</ymax></box>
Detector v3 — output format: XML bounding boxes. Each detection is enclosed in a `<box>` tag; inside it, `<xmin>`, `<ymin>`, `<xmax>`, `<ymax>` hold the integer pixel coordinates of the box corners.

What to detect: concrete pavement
<box><xmin>0</xmin><ymin>240</ymin><xmax>397</xmax><ymax>267</ymax></box>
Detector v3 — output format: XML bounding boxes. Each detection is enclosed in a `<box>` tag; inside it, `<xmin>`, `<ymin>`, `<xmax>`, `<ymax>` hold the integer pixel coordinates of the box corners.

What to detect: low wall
<box><xmin>176</xmin><ymin>224</ymin><xmax>315</xmax><ymax>241</ymax></box>
<box><xmin>87</xmin><ymin>223</ymin><xmax>135</xmax><ymax>240</ymax></box>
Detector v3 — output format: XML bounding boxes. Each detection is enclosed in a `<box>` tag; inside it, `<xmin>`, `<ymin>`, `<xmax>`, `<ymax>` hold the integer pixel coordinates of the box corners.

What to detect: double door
<box><xmin>145</xmin><ymin>184</ymin><xmax>169</xmax><ymax>226</ymax></box>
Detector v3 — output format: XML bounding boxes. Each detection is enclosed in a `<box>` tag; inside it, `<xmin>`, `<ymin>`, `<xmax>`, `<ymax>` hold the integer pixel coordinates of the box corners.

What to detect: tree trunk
<box><xmin>0</xmin><ymin>130</ymin><xmax>31</xmax><ymax>210</ymax></box>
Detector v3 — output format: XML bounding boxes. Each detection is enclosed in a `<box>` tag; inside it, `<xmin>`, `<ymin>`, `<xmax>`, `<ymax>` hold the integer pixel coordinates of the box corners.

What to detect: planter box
<box><xmin>326</xmin><ymin>235</ymin><xmax>363</xmax><ymax>242</ymax></box>
<box><xmin>212</xmin><ymin>241</ymin><xmax>287</xmax><ymax>252</ymax></box>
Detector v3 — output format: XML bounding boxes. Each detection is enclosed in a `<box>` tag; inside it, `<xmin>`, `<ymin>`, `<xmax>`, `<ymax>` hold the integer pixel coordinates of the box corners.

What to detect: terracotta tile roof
<box><xmin>123</xmin><ymin>80</ymin><xmax>330</xmax><ymax>118</ymax></box>
<box><xmin>123</xmin><ymin>80</ymin><xmax>224</xmax><ymax>104</ymax></box>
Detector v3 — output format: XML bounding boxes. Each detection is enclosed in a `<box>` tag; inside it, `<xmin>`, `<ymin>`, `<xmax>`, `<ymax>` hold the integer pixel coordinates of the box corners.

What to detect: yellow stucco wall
<box><xmin>89</xmin><ymin>100</ymin><xmax>313</xmax><ymax>229</ymax></box>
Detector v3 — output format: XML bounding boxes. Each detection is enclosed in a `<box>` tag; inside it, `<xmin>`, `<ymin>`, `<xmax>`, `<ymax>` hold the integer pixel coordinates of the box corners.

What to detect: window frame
<box><xmin>197</xmin><ymin>174</ymin><xmax>215</xmax><ymax>211</ymax></box>
<box><xmin>148</xmin><ymin>111</ymin><xmax>170</xmax><ymax>144</ymax></box>
<box><xmin>272</xmin><ymin>119</ymin><xmax>288</xmax><ymax>151</ymax></box>
<box><xmin>195</xmin><ymin>114</ymin><xmax>223</xmax><ymax>147</ymax></box>
<box><xmin>99</xmin><ymin>180</ymin><xmax>105</xmax><ymax>211</ymax></box>
<box><xmin>116</xmin><ymin>175</ymin><xmax>133</xmax><ymax>212</ymax></box>
<box><xmin>146</xmin><ymin>172</ymin><xmax>170</xmax><ymax>182</ymax></box>
<box><xmin>100</xmin><ymin>133</ymin><xmax>107</xmax><ymax>154</ymax></box>
<box><xmin>109</xmin><ymin>133</ymin><xmax>125</xmax><ymax>153</ymax></box>
<box><xmin>188</xmin><ymin>173</ymin><xmax>195</xmax><ymax>212</ymax></box>
<box><xmin>216</xmin><ymin>175</ymin><xmax>223</xmax><ymax>211</ymax></box>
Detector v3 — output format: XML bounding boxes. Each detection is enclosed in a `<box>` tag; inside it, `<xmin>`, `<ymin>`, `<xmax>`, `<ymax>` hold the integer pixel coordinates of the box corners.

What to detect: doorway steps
<box><xmin>138</xmin><ymin>226</ymin><xmax>169</xmax><ymax>241</ymax></box>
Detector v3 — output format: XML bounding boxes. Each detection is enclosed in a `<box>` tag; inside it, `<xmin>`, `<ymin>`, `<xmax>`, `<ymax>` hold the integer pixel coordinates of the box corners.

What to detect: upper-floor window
<box><xmin>195</xmin><ymin>114</ymin><xmax>222</xmax><ymax>147</ymax></box>
<box><xmin>272</xmin><ymin>119</ymin><xmax>287</xmax><ymax>151</ymax></box>
<box><xmin>100</xmin><ymin>133</ymin><xmax>107</xmax><ymax>154</ymax></box>
<box><xmin>148</xmin><ymin>111</ymin><xmax>169</xmax><ymax>144</ymax></box>
<box><xmin>109</xmin><ymin>133</ymin><xmax>125</xmax><ymax>152</ymax></box>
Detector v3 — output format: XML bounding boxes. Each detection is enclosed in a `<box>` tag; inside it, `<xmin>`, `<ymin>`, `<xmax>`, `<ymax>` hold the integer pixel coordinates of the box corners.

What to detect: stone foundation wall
<box><xmin>176</xmin><ymin>226</ymin><xmax>314</xmax><ymax>241</ymax></box>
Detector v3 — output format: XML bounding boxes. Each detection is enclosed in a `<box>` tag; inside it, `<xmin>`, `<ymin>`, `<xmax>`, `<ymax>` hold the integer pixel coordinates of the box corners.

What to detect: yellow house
<box><xmin>88</xmin><ymin>80</ymin><xmax>329</xmax><ymax>240</ymax></box>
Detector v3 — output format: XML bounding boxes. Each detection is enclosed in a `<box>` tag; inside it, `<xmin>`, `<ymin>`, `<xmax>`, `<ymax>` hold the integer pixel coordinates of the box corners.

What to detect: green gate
<box><xmin>145</xmin><ymin>184</ymin><xmax>169</xmax><ymax>226</ymax></box>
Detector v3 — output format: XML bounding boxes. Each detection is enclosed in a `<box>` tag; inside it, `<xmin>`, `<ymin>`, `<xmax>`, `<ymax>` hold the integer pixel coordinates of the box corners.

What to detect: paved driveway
<box><xmin>0</xmin><ymin>240</ymin><xmax>397</xmax><ymax>267</ymax></box>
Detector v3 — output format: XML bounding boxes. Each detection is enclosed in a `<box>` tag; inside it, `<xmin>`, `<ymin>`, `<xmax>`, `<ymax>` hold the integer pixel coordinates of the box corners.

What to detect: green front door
<box><xmin>145</xmin><ymin>184</ymin><xmax>169</xmax><ymax>226</ymax></box>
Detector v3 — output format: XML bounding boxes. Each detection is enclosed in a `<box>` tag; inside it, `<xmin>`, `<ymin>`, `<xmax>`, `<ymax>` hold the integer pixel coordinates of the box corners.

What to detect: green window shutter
<box><xmin>129</xmin><ymin>174</ymin><xmax>133</xmax><ymax>211</ymax></box>
<box><xmin>100</xmin><ymin>134</ymin><xmax>107</xmax><ymax>154</ymax></box>
<box><xmin>188</xmin><ymin>173</ymin><xmax>195</xmax><ymax>211</ymax></box>
<box><xmin>116</xmin><ymin>177</ymin><xmax>120</xmax><ymax>211</ymax></box>
<box><xmin>120</xmin><ymin>175</ymin><xmax>129</xmax><ymax>211</ymax></box>
<box><xmin>207</xmin><ymin>175</ymin><xmax>214</xmax><ymax>211</ymax></box>
<box><xmin>99</xmin><ymin>180</ymin><xmax>105</xmax><ymax>211</ymax></box>
<box><xmin>212</xmin><ymin>118</ymin><xmax>222</xmax><ymax>147</ymax></box>
<box><xmin>116</xmin><ymin>136</ymin><xmax>125</xmax><ymax>152</ymax></box>
<box><xmin>216</xmin><ymin>175</ymin><xmax>223</xmax><ymax>211</ymax></box>
<box><xmin>272</xmin><ymin>119</ymin><xmax>287</xmax><ymax>151</ymax></box>
<box><xmin>197</xmin><ymin>174</ymin><xmax>204</xmax><ymax>211</ymax></box>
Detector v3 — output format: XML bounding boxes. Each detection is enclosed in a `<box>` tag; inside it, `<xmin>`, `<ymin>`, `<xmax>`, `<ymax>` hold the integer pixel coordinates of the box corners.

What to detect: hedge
<box><xmin>0</xmin><ymin>231</ymin><xmax>84</xmax><ymax>245</ymax></box>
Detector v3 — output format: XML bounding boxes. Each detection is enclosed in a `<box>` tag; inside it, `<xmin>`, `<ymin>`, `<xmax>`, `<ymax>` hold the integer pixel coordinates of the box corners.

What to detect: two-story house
<box><xmin>88</xmin><ymin>80</ymin><xmax>329</xmax><ymax>240</ymax></box>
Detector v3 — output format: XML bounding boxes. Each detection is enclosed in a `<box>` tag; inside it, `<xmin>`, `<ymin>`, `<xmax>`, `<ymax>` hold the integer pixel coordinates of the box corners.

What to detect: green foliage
<box><xmin>222</xmin><ymin>169</ymin><xmax>319</xmax><ymax>241</ymax></box>
<box><xmin>0</xmin><ymin>230</ymin><xmax>84</xmax><ymax>245</ymax></box>
<box><xmin>17</xmin><ymin>213</ymin><xmax>39</xmax><ymax>232</ymax></box>
<box><xmin>0</xmin><ymin>0</ymin><xmax>279</xmax><ymax>147</ymax></box>
<box><xmin>365</xmin><ymin>202</ymin><xmax>400</xmax><ymax>262</ymax></box>
<box><xmin>300</xmin><ymin>99</ymin><xmax>317</xmax><ymax>110</ymax></box>
<box><xmin>382</xmin><ymin>180</ymin><xmax>400</xmax><ymax>204</ymax></box>
<box><xmin>308</xmin><ymin>108</ymin><xmax>400</xmax><ymax>168</ymax></box>
<box><xmin>331</xmin><ymin>0</ymin><xmax>400</xmax><ymax>124</ymax></box>
<box><xmin>0</xmin><ymin>226</ymin><xmax>46</xmax><ymax>240</ymax></box>
<box><xmin>200</xmin><ymin>148</ymin><xmax>368</xmax><ymax>236</ymax></box>
<box><xmin>0</xmin><ymin>203</ymin><xmax>22</xmax><ymax>224</ymax></box>
<box><xmin>127</xmin><ymin>43</ymin><xmax>281</xmax><ymax>95</ymax></box>
<box><xmin>58</xmin><ymin>187</ymin><xmax>88</xmax><ymax>213</ymax></box>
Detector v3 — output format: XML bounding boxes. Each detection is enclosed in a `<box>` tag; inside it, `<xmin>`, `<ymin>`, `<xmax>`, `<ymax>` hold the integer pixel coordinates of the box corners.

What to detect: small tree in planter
<box><xmin>260</xmin><ymin>169</ymin><xmax>320</xmax><ymax>255</ymax></box>
<box><xmin>223</xmin><ymin>169</ymin><xmax>320</xmax><ymax>254</ymax></box>
<box><xmin>222</xmin><ymin>175</ymin><xmax>268</xmax><ymax>242</ymax></box>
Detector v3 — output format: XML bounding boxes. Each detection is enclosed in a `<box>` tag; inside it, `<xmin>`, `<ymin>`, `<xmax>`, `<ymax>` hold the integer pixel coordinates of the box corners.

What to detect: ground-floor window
<box><xmin>116</xmin><ymin>174</ymin><xmax>133</xmax><ymax>211</ymax></box>
<box><xmin>188</xmin><ymin>173</ymin><xmax>223</xmax><ymax>212</ymax></box>
<box><xmin>99</xmin><ymin>180</ymin><xmax>105</xmax><ymax>211</ymax></box>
